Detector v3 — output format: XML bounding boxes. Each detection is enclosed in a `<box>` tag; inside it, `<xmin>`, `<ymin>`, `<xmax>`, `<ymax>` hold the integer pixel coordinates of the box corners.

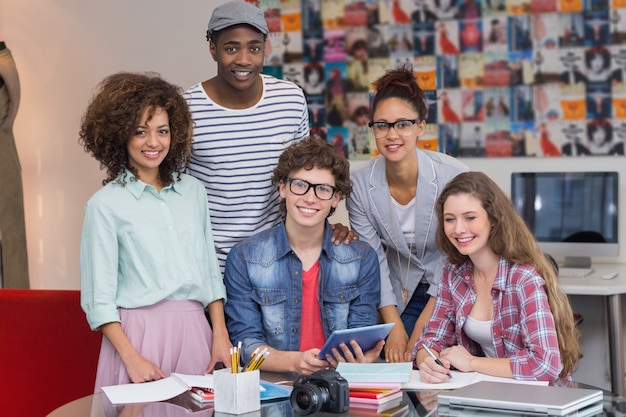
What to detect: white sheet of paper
<box><xmin>102</xmin><ymin>373</ymin><xmax>264</xmax><ymax>405</ymax></box>
<box><xmin>401</xmin><ymin>370</ymin><xmax>549</xmax><ymax>390</ymax></box>
<box><xmin>171</xmin><ymin>373</ymin><xmax>214</xmax><ymax>390</ymax></box>
<box><xmin>101</xmin><ymin>376</ymin><xmax>188</xmax><ymax>404</ymax></box>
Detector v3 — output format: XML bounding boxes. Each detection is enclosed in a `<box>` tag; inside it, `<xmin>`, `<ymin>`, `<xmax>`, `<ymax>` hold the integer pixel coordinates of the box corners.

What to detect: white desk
<box><xmin>559</xmin><ymin>264</ymin><xmax>626</xmax><ymax>397</ymax></box>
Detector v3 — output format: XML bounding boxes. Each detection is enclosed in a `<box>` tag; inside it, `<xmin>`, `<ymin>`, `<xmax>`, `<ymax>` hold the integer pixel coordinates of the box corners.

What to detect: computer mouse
<box><xmin>601</xmin><ymin>272</ymin><xmax>618</xmax><ymax>280</ymax></box>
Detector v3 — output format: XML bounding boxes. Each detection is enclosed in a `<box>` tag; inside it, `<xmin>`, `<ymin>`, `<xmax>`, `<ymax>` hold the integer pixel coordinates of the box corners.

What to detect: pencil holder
<box><xmin>214</xmin><ymin>368</ymin><xmax>261</xmax><ymax>414</ymax></box>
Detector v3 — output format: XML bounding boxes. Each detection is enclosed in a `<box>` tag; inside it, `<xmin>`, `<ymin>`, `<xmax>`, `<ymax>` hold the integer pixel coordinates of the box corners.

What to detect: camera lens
<box><xmin>296</xmin><ymin>391</ymin><xmax>311</xmax><ymax>408</ymax></box>
<box><xmin>290</xmin><ymin>384</ymin><xmax>329</xmax><ymax>415</ymax></box>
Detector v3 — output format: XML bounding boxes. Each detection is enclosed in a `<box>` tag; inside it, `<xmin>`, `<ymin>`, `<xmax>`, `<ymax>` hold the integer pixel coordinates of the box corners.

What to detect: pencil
<box><xmin>246</xmin><ymin>351</ymin><xmax>261</xmax><ymax>372</ymax></box>
<box><xmin>236</xmin><ymin>341</ymin><xmax>242</xmax><ymax>372</ymax></box>
<box><xmin>243</xmin><ymin>347</ymin><xmax>260</xmax><ymax>371</ymax></box>
<box><xmin>246</xmin><ymin>348</ymin><xmax>268</xmax><ymax>372</ymax></box>
<box><xmin>250</xmin><ymin>351</ymin><xmax>269</xmax><ymax>371</ymax></box>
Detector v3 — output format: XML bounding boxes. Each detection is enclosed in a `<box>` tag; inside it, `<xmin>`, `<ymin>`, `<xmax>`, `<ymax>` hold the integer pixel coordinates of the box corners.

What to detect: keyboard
<box><xmin>558</xmin><ymin>267</ymin><xmax>593</xmax><ymax>278</ymax></box>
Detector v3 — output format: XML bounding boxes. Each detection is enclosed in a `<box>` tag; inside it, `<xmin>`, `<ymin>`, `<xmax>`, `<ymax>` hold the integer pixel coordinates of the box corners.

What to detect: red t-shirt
<box><xmin>299</xmin><ymin>260</ymin><xmax>326</xmax><ymax>351</ymax></box>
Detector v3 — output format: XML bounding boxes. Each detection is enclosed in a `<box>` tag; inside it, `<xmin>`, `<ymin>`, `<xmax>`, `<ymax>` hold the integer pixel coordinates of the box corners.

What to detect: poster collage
<box><xmin>254</xmin><ymin>0</ymin><xmax>626</xmax><ymax>158</ymax></box>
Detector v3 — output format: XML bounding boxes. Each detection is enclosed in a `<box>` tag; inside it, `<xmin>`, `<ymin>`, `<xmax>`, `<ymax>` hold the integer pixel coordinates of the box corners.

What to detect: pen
<box><xmin>423</xmin><ymin>345</ymin><xmax>446</xmax><ymax>369</ymax></box>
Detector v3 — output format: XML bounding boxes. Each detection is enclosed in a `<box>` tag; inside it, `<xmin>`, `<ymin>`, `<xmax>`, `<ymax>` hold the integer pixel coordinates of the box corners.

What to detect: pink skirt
<box><xmin>94</xmin><ymin>299</ymin><xmax>213</xmax><ymax>393</ymax></box>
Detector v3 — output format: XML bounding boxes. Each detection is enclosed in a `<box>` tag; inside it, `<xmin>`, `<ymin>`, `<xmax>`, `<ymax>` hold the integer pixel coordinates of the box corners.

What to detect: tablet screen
<box><xmin>316</xmin><ymin>323</ymin><xmax>395</xmax><ymax>359</ymax></box>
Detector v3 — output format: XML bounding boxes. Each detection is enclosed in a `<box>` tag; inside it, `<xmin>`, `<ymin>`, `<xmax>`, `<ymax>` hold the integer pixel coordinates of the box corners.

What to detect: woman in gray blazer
<box><xmin>346</xmin><ymin>66</ymin><xmax>468</xmax><ymax>362</ymax></box>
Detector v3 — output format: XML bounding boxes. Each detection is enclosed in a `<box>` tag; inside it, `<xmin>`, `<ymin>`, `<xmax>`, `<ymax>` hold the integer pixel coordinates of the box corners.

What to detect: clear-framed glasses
<box><xmin>287</xmin><ymin>178</ymin><xmax>337</xmax><ymax>200</ymax></box>
<box><xmin>368</xmin><ymin>119</ymin><xmax>419</xmax><ymax>138</ymax></box>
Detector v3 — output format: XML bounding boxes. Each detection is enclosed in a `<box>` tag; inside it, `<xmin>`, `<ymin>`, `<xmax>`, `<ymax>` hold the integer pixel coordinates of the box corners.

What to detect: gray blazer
<box><xmin>346</xmin><ymin>149</ymin><xmax>468</xmax><ymax>314</ymax></box>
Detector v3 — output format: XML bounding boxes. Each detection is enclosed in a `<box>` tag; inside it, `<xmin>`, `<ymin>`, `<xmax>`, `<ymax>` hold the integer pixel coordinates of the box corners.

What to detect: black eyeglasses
<box><xmin>368</xmin><ymin>119</ymin><xmax>419</xmax><ymax>138</ymax></box>
<box><xmin>287</xmin><ymin>178</ymin><xmax>337</xmax><ymax>200</ymax></box>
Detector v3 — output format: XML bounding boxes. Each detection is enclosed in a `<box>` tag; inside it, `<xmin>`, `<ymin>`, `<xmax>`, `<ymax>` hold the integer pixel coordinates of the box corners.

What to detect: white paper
<box><xmin>101</xmin><ymin>373</ymin><xmax>264</xmax><ymax>405</ymax></box>
<box><xmin>171</xmin><ymin>373</ymin><xmax>214</xmax><ymax>390</ymax></box>
<box><xmin>101</xmin><ymin>376</ymin><xmax>188</xmax><ymax>404</ymax></box>
<box><xmin>401</xmin><ymin>370</ymin><xmax>550</xmax><ymax>390</ymax></box>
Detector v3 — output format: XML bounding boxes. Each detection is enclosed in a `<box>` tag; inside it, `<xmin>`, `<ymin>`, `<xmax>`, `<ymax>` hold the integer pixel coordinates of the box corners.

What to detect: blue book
<box><xmin>260</xmin><ymin>381</ymin><xmax>292</xmax><ymax>402</ymax></box>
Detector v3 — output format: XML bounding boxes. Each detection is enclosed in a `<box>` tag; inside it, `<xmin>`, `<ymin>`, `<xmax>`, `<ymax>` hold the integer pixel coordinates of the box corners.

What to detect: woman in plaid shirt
<box><xmin>414</xmin><ymin>172</ymin><xmax>580</xmax><ymax>384</ymax></box>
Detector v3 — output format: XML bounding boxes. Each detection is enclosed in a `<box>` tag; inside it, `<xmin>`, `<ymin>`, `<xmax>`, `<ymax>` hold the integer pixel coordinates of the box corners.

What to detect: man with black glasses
<box><xmin>223</xmin><ymin>137</ymin><xmax>384</xmax><ymax>375</ymax></box>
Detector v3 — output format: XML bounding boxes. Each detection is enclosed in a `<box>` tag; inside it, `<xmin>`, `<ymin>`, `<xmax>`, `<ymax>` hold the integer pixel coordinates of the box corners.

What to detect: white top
<box><xmin>184</xmin><ymin>75</ymin><xmax>309</xmax><ymax>271</ymax></box>
<box><xmin>391</xmin><ymin>196</ymin><xmax>416</xmax><ymax>245</ymax></box>
<box><xmin>464</xmin><ymin>315</ymin><xmax>496</xmax><ymax>357</ymax></box>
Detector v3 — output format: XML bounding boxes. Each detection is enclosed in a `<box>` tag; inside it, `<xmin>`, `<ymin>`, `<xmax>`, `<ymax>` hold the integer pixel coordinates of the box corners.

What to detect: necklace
<box><xmin>387</xmin><ymin>191</ymin><xmax>414</xmax><ymax>306</ymax></box>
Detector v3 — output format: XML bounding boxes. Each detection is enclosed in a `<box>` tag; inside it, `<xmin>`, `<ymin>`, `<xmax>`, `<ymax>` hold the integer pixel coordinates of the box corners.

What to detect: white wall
<box><xmin>3</xmin><ymin>0</ymin><xmax>626</xmax><ymax>390</ymax></box>
<box><xmin>2</xmin><ymin>0</ymin><xmax>219</xmax><ymax>289</ymax></box>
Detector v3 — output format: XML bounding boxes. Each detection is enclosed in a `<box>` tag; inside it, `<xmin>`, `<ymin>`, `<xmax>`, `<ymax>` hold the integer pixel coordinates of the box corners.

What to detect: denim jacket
<box><xmin>224</xmin><ymin>221</ymin><xmax>381</xmax><ymax>363</ymax></box>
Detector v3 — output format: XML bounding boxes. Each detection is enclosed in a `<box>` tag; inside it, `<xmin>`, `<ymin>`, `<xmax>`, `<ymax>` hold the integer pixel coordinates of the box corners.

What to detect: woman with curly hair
<box><xmin>79</xmin><ymin>72</ymin><xmax>231</xmax><ymax>392</ymax></box>
<box><xmin>415</xmin><ymin>171</ymin><xmax>580</xmax><ymax>383</ymax></box>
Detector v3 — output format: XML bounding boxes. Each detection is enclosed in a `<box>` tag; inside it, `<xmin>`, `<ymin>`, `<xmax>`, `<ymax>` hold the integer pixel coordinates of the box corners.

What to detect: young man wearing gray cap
<box><xmin>184</xmin><ymin>0</ymin><xmax>352</xmax><ymax>272</ymax></box>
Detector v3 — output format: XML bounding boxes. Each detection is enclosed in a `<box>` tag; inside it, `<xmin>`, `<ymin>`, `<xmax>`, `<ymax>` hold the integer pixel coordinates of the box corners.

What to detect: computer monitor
<box><xmin>510</xmin><ymin>171</ymin><xmax>619</xmax><ymax>268</ymax></box>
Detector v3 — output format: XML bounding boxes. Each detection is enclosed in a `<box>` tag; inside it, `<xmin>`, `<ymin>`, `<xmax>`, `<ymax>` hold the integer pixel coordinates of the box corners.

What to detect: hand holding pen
<box><xmin>422</xmin><ymin>345</ymin><xmax>452</xmax><ymax>379</ymax></box>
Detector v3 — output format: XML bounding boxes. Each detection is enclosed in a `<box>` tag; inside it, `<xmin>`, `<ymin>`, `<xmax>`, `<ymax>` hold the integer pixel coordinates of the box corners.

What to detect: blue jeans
<box><xmin>400</xmin><ymin>281</ymin><xmax>430</xmax><ymax>334</ymax></box>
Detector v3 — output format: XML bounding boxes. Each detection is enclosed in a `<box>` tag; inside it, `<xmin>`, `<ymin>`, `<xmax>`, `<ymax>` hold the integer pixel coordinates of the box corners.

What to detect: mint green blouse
<box><xmin>80</xmin><ymin>171</ymin><xmax>225</xmax><ymax>330</ymax></box>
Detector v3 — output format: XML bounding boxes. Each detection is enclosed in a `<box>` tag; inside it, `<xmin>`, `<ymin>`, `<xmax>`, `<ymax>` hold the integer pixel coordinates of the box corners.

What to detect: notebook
<box><xmin>436</xmin><ymin>381</ymin><xmax>603</xmax><ymax>416</ymax></box>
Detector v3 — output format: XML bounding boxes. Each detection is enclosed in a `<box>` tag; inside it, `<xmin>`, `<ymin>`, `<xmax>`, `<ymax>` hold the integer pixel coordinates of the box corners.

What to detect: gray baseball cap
<box><xmin>208</xmin><ymin>0</ymin><xmax>269</xmax><ymax>35</ymax></box>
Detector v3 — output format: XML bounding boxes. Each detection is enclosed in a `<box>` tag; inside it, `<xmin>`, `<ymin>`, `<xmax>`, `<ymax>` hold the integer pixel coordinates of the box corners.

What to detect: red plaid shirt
<box><xmin>416</xmin><ymin>258</ymin><xmax>564</xmax><ymax>382</ymax></box>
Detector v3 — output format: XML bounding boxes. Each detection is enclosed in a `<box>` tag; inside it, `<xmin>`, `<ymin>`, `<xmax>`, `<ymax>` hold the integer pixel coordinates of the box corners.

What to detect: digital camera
<box><xmin>290</xmin><ymin>369</ymin><xmax>350</xmax><ymax>415</ymax></box>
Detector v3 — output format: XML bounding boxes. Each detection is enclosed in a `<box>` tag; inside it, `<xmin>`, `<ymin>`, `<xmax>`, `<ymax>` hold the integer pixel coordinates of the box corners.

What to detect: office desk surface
<box><xmin>558</xmin><ymin>264</ymin><xmax>626</xmax><ymax>295</ymax></box>
<box><xmin>558</xmin><ymin>263</ymin><xmax>626</xmax><ymax>397</ymax></box>
<box><xmin>46</xmin><ymin>381</ymin><xmax>621</xmax><ymax>417</ymax></box>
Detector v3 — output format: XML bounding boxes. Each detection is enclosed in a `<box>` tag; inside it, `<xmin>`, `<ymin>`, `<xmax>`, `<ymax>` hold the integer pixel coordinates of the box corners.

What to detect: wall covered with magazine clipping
<box><xmin>255</xmin><ymin>0</ymin><xmax>626</xmax><ymax>158</ymax></box>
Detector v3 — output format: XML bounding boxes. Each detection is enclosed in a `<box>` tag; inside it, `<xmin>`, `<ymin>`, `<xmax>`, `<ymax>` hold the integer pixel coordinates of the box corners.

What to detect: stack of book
<box><xmin>348</xmin><ymin>382</ymin><xmax>408</xmax><ymax>416</ymax></box>
<box><xmin>334</xmin><ymin>362</ymin><xmax>413</xmax><ymax>416</ymax></box>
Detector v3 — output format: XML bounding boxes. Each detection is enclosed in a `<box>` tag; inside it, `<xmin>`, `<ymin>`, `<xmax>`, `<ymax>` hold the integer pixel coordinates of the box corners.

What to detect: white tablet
<box><xmin>317</xmin><ymin>323</ymin><xmax>395</xmax><ymax>359</ymax></box>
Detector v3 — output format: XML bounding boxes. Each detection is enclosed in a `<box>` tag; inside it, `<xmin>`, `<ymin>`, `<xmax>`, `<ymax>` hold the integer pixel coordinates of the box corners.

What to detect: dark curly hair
<box><xmin>371</xmin><ymin>64</ymin><xmax>428</xmax><ymax>121</ymax></box>
<box><xmin>78</xmin><ymin>72</ymin><xmax>193</xmax><ymax>186</ymax></box>
<box><xmin>272</xmin><ymin>137</ymin><xmax>352</xmax><ymax>217</ymax></box>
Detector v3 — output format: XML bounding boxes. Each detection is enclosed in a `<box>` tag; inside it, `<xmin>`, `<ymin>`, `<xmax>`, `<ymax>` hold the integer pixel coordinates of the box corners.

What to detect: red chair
<box><xmin>0</xmin><ymin>289</ymin><xmax>102</xmax><ymax>417</ymax></box>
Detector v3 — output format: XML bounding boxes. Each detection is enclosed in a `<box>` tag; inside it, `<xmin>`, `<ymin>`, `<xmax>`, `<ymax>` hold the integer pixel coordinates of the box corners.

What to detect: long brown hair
<box><xmin>436</xmin><ymin>171</ymin><xmax>580</xmax><ymax>378</ymax></box>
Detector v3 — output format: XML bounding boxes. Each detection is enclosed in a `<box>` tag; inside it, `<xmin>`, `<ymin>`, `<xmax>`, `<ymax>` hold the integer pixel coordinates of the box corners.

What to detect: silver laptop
<box><xmin>437</xmin><ymin>381</ymin><xmax>603</xmax><ymax>416</ymax></box>
<box><xmin>437</xmin><ymin>402</ymin><xmax>603</xmax><ymax>417</ymax></box>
